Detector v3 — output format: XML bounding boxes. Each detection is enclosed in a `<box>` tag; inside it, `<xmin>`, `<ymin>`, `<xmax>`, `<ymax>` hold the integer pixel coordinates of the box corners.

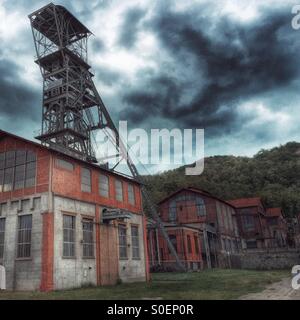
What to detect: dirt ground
<box><xmin>239</xmin><ymin>277</ymin><xmax>300</xmax><ymax>300</ymax></box>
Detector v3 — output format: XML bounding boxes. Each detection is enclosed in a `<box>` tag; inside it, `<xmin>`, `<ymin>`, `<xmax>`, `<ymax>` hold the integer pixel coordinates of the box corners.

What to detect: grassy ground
<box><xmin>0</xmin><ymin>269</ymin><xmax>289</xmax><ymax>300</ymax></box>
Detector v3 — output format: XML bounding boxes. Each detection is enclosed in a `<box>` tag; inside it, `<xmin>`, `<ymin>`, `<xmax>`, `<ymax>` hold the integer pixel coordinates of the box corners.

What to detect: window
<box><xmin>0</xmin><ymin>150</ymin><xmax>36</xmax><ymax>192</ymax></box>
<box><xmin>118</xmin><ymin>225</ymin><xmax>127</xmax><ymax>259</ymax></box>
<box><xmin>194</xmin><ymin>235</ymin><xmax>199</xmax><ymax>254</ymax></box>
<box><xmin>131</xmin><ymin>225</ymin><xmax>140</xmax><ymax>259</ymax></box>
<box><xmin>169</xmin><ymin>200</ymin><xmax>177</xmax><ymax>222</ymax></box>
<box><xmin>0</xmin><ymin>218</ymin><xmax>5</xmax><ymax>259</ymax></box>
<box><xmin>99</xmin><ymin>174</ymin><xmax>109</xmax><ymax>198</ymax></box>
<box><xmin>17</xmin><ymin>215</ymin><xmax>32</xmax><ymax>258</ymax></box>
<box><xmin>81</xmin><ymin>168</ymin><xmax>91</xmax><ymax>192</ymax></box>
<box><xmin>115</xmin><ymin>179</ymin><xmax>123</xmax><ymax>202</ymax></box>
<box><xmin>128</xmin><ymin>183</ymin><xmax>135</xmax><ymax>205</ymax></box>
<box><xmin>14</xmin><ymin>164</ymin><xmax>25</xmax><ymax>190</ymax></box>
<box><xmin>243</xmin><ymin>215</ymin><xmax>255</xmax><ymax>231</ymax></box>
<box><xmin>246</xmin><ymin>240</ymin><xmax>257</xmax><ymax>249</ymax></box>
<box><xmin>3</xmin><ymin>167</ymin><xmax>13</xmax><ymax>192</ymax></box>
<box><xmin>56</xmin><ymin>158</ymin><xmax>74</xmax><ymax>171</ymax></box>
<box><xmin>195</xmin><ymin>196</ymin><xmax>206</xmax><ymax>216</ymax></box>
<box><xmin>82</xmin><ymin>219</ymin><xmax>94</xmax><ymax>258</ymax></box>
<box><xmin>63</xmin><ymin>215</ymin><xmax>75</xmax><ymax>257</ymax></box>
<box><xmin>168</xmin><ymin>234</ymin><xmax>177</xmax><ymax>254</ymax></box>
<box><xmin>187</xmin><ymin>235</ymin><xmax>192</xmax><ymax>254</ymax></box>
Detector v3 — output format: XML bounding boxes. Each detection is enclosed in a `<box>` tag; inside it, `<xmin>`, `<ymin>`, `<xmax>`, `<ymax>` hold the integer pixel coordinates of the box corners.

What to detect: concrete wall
<box><xmin>229</xmin><ymin>250</ymin><xmax>300</xmax><ymax>270</ymax></box>
<box><xmin>0</xmin><ymin>193</ymin><xmax>48</xmax><ymax>290</ymax></box>
<box><xmin>118</xmin><ymin>213</ymin><xmax>147</xmax><ymax>283</ymax></box>
<box><xmin>53</xmin><ymin>195</ymin><xmax>97</xmax><ymax>290</ymax></box>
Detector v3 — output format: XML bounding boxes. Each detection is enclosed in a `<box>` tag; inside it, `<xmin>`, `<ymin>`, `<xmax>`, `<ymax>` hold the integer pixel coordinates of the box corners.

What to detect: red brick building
<box><xmin>0</xmin><ymin>130</ymin><xmax>149</xmax><ymax>291</ymax></box>
<box><xmin>228</xmin><ymin>198</ymin><xmax>288</xmax><ymax>249</ymax></box>
<box><xmin>147</xmin><ymin>187</ymin><xmax>241</xmax><ymax>271</ymax></box>
<box><xmin>265</xmin><ymin>208</ymin><xmax>288</xmax><ymax>248</ymax></box>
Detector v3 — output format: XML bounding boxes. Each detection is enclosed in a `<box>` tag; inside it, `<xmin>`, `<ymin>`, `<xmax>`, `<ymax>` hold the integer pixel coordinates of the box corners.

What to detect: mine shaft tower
<box><xmin>29</xmin><ymin>3</ymin><xmax>107</xmax><ymax>162</ymax></box>
<box><xmin>29</xmin><ymin>2</ymin><xmax>185</xmax><ymax>271</ymax></box>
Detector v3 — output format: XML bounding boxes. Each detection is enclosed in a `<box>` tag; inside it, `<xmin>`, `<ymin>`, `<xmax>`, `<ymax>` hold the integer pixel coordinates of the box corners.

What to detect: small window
<box><xmin>17</xmin><ymin>215</ymin><xmax>32</xmax><ymax>258</ymax></box>
<box><xmin>82</xmin><ymin>219</ymin><xmax>94</xmax><ymax>258</ymax></box>
<box><xmin>56</xmin><ymin>158</ymin><xmax>74</xmax><ymax>171</ymax></box>
<box><xmin>81</xmin><ymin>168</ymin><xmax>91</xmax><ymax>193</ymax></box>
<box><xmin>187</xmin><ymin>235</ymin><xmax>192</xmax><ymax>254</ymax></box>
<box><xmin>63</xmin><ymin>215</ymin><xmax>75</xmax><ymax>257</ymax></box>
<box><xmin>128</xmin><ymin>183</ymin><xmax>135</xmax><ymax>205</ymax></box>
<box><xmin>99</xmin><ymin>174</ymin><xmax>109</xmax><ymax>198</ymax></box>
<box><xmin>243</xmin><ymin>215</ymin><xmax>255</xmax><ymax>231</ymax></box>
<box><xmin>195</xmin><ymin>196</ymin><xmax>206</xmax><ymax>216</ymax></box>
<box><xmin>0</xmin><ymin>153</ymin><xmax>4</xmax><ymax>170</ymax></box>
<box><xmin>131</xmin><ymin>225</ymin><xmax>140</xmax><ymax>259</ymax></box>
<box><xmin>118</xmin><ymin>224</ymin><xmax>127</xmax><ymax>259</ymax></box>
<box><xmin>16</xmin><ymin>150</ymin><xmax>26</xmax><ymax>166</ymax></box>
<box><xmin>115</xmin><ymin>179</ymin><xmax>123</xmax><ymax>202</ymax></box>
<box><xmin>0</xmin><ymin>218</ymin><xmax>5</xmax><ymax>259</ymax></box>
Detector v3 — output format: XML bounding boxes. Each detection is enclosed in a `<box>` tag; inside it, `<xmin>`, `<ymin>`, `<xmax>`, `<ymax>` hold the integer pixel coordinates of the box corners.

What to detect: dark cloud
<box><xmin>122</xmin><ymin>5</ymin><xmax>300</xmax><ymax>137</ymax></box>
<box><xmin>95</xmin><ymin>66</ymin><xmax>121</xmax><ymax>86</ymax></box>
<box><xmin>0</xmin><ymin>58</ymin><xmax>40</xmax><ymax>123</ymax></box>
<box><xmin>91</xmin><ymin>38</ymin><xmax>106</xmax><ymax>52</ymax></box>
<box><xmin>118</xmin><ymin>7</ymin><xmax>146</xmax><ymax>48</ymax></box>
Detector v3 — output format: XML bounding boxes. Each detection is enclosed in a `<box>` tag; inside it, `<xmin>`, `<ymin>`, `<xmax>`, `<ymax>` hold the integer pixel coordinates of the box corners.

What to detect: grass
<box><xmin>0</xmin><ymin>269</ymin><xmax>289</xmax><ymax>300</ymax></box>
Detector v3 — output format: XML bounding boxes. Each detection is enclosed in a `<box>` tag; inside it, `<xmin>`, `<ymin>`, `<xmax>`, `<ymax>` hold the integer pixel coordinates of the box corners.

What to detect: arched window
<box><xmin>0</xmin><ymin>150</ymin><xmax>37</xmax><ymax>192</ymax></box>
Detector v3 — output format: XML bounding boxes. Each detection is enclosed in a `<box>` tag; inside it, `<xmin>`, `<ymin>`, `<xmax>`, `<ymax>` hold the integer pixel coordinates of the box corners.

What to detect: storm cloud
<box><xmin>122</xmin><ymin>6</ymin><xmax>300</xmax><ymax>137</ymax></box>
<box><xmin>0</xmin><ymin>0</ymin><xmax>299</xmax><ymax>162</ymax></box>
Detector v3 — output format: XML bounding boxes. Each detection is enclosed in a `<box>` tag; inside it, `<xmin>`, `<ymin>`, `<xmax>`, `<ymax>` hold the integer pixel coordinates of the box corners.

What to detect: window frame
<box><xmin>127</xmin><ymin>183</ymin><xmax>135</xmax><ymax>205</ymax></box>
<box><xmin>99</xmin><ymin>173</ymin><xmax>109</xmax><ymax>198</ymax></box>
<box><xmin>81</xmin><ymin>167</ymin><xmax>92</xmax><ymax>193</ymax></box>
<box><xmin>118</xmin><ymin>224</ymin><xmax>127</xmax><ymax>260</ymax></box>
<box><xmin>63</xmin><ymin>214</ymin><xmax>76</xmax><ymax>258</ymax></box>
<box><xmin>17</xmin><ymin>214</ymin><xmax>32</xmax><ymax>259</ymax></box>
<box><xmin>131</xmin><ymin>225</ymin><xmax>140</xmax><ymax>260</ymax></box>
<box><xmin>82</xmin><ymin>218</ymin><xmax>94</xmax><ymax>258</ymax></box>
<box><xmin>115</xmin><ymin>179</ymin><xmax>124</xmax><ymax>202</ymax></box>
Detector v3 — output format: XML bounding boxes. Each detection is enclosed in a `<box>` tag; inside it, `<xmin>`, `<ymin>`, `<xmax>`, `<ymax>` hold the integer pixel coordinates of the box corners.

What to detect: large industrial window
<box><xmin>82</xmin><ymin>219</ymin><xmax>94</xmax><ymax>258</ymax></box>
<box><xmin>131</xmin><ymin>225</ymin><xmax>140</xmax><ymax>259</ymax></box>
<box><xmin>99</xmin><ymin>174</ymin><xmax>109</xmax><ymax>197</ymax></box>
<box><xmin>63</xmin><ymin>215</ymin><xmax>76</xmax><ymax>257</ymax></box>
<box><xmin>187</xmin><ymin>235</ymin><xmax>192</xmax><ymax>254</ymax></box>
<box><xmin>81</xmin><ymin>167</ymin><xmax>91</xmax><ymax>192</ymax></box>
<box><xmin>0</xmin><ymin>150</ymin><xmax>37</xmax><ymax>192</ymax></box>
<box><xmin>0</xmin><ymin>218</ymin><xmax>5</xmax><ymax>259</ymax></box>
<box><xmin>118</xmin><ymin>224</ymin><xmax>127</xmax><ymax>259</ymax></box>
<box><xmin>128</xmin><ymin>183</ymin><xmax>135</xmax><ymax>205</ymax></box>
<box><xmin>17</xmin><ymin>215</ymin><xmax>32</xmax><ymax>258</ymax></box>
<box><xmin>56</xmin><ymin>158</ymin><xmax>74</xmax><ymax>171</ymax></box>
<box><xmin>115</xmin><ymin>179</ymin><xmax>123</xmax><ymax>202</ymax></box>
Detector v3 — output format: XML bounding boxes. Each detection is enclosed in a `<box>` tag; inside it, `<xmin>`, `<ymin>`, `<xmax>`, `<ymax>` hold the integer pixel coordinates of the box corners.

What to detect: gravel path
<box><xmin>239</xmin><ymin>277</ymin><xmax>300</xmax><ymax>300</ymax></box>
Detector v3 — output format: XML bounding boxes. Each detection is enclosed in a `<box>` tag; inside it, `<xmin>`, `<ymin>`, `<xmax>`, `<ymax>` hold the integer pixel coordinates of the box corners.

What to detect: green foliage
<box><xmin>144</xmin><ymin>142</ymin><xmax>300</xmax><ymax>217</ymax></box>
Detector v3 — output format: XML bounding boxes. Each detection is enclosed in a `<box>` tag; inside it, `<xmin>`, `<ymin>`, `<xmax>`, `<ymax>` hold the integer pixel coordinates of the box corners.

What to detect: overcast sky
<box><xmin>0</xmin><ymin>0</ymin><xmax>300</xmax><ymax>173</ymax></box>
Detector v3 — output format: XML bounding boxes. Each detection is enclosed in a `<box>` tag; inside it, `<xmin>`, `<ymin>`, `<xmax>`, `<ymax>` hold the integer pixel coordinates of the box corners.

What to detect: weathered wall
<box><xmin>118</xmin><ymin>213</ymin><xmax>147</xmax><ymax>283</ymax></box>
<box><xmin>229</xmin><ymin>250</ymin><xmax>300</xmax><ymax>270</ymax></box>
<box><xmin>0</xmin><ymin>194</ymin><xmax>48</xmax><ymax>290</ymax></box>
<box><xmin>53</xmin><ymin>195</ymin><xmax>97</xmax><ymax>290</ymax></box>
